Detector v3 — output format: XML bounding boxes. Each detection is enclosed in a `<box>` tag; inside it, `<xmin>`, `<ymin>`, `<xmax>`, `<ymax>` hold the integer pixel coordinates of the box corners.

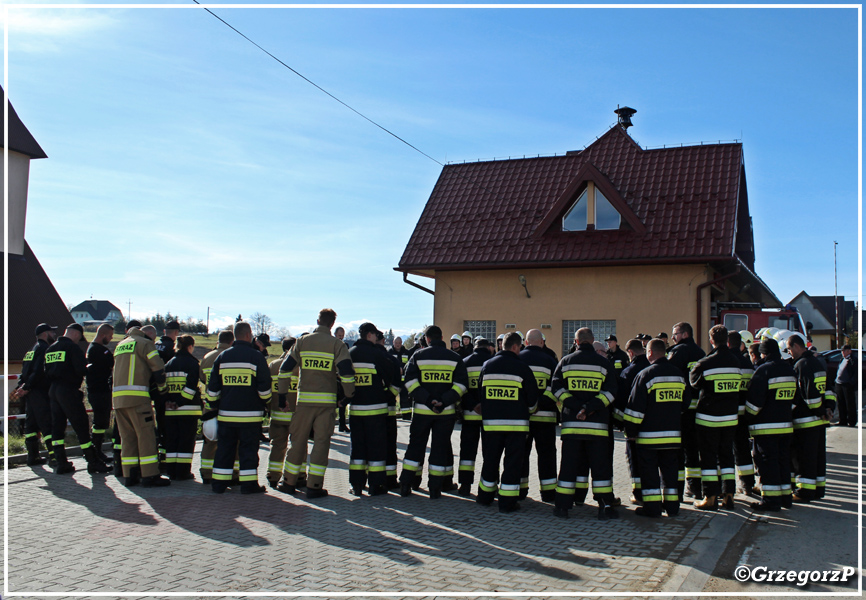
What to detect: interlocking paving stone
<box><xmin>7</xmin><ymin>422</ymin><xmax>729</xmax><ymax>594</ymax></box>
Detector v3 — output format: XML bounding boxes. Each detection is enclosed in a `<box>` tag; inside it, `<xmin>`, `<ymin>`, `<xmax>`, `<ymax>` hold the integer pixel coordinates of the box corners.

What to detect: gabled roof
<box><xmin>398</xmin><ymin>125</ymin><xmax>747</xmax><ymax>271</ymax></box>
<box><xmin>0</xmin><ymin>86</ymin><xmax>47</xmax><ymax>159</ymax></box>
<box><xmin>70</xmin><ymin>300</ymin><xmax>123</xmax><ymax>321</ymax></box>
<box><xmin>5</xmin><ymin>241</ymin><xmax>73</xmax><ymax>361</ymax></box>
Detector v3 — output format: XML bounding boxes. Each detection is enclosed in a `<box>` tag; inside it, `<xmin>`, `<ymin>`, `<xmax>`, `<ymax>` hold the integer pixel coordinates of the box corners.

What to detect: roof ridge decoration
<box><xmin>532</xmin><ymin>161</ymin><xmax>646</xmax><ymax>238</ymax></box>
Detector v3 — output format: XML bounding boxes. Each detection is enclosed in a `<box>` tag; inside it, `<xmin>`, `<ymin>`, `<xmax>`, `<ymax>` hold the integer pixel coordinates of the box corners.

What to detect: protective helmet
<box><xmin>202</xmin><ymin>418</ymin><xmax>218</xmax><ymax>442</ymax></box>
<box><xmin>739</xmin><ymin>330</ymin><xmax>754</xmax><ymax>345</ymax></box>
<box><xmin>474</xmin><ymin>336</ymin><xmax>482</xmax><ymax>342</ymax></box>
<box><xmin>762</xmin><ymin>327</ymin><xmax>779</xmax><ymax>341</ymax></box>
<box><xmin>774</xmin><ymin>330</ymin><xmax>794</xmax><ymax>359</ymax></box>
<box><xmin>542</xmin><ymin>333</ymin><xmax>546</xmax><ymax>341</ymax></box>
<box><xmin>755</xmin><ymin>327</ymin><xmax>768</xmax><ymax>341</ymax></box>
<box><xmin>497</xmin><ymin>334</ymin><xmax>505</xmax><ymax>340</ymax></box>
<box><xmin>462</xmin><ymin>331</ymin><xmax>472</xmax><ymax>339</ymax></box>
<box><xmin>516</xmin><ymin>331</ymin><xmax>524</xmax><ymax>340</ymax></box>
<box><xmin>451</xmin><ymin>334</ymin><xmax>461</xmax><ymax>341</ymax></box>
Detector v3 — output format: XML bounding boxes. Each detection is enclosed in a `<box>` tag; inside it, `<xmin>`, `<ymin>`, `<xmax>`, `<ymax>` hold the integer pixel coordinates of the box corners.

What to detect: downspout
<box><xmin>696</xmin><ymin>266</ymin><xmax>740</xmax><ymax>343</ymax></box>
<box><xmin>402</xmin><ymin>271</ymin><xmax>435</xmax><ymax>295</ymax></box>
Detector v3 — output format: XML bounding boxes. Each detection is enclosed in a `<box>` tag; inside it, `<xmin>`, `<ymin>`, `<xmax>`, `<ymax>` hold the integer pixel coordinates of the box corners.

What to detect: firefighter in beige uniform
<box><xmin>267</xmin><ymin>337</ymin><xmax>299</xmax><ymax>487</ymax></box>
<box><xmin>199</xmin><ymin>330</ymin><xmax>234</xmax><ymax>483</ymax></box>
<box><xmin>277</xmin><ymin>309</ymin><xmax>355</xmax><ymax>499</ymax></box>
<box><xmin>112</xmin><ymin>325</ymin><xmax>170</xmax><ymax>486</ymax></box>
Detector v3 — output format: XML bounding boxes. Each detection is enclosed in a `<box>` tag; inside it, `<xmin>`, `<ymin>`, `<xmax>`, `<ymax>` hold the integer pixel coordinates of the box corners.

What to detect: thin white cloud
<box><xmin>4</xmin><ymin>7</ymin><xmax>117</xmax><ymax>52</ymax></box>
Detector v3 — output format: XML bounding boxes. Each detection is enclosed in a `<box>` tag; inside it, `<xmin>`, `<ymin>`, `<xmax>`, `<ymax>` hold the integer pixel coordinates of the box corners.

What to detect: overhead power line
<box><xmin>190</xmin><ymin>0</ymin><xmax>443</xmax><ymax>167</ymax></box>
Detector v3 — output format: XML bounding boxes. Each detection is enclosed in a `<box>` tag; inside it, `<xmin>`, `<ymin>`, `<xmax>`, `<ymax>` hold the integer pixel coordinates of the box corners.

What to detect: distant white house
<box><xmin>70</xmin><ymin>300</ymin><xmax>124</xmax><ymax>326</ymax></box>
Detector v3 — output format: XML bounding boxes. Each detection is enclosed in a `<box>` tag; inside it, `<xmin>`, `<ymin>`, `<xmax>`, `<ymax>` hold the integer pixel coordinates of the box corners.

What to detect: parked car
<box><xmin>818</xmin><ymin>349</ymin><xmax>863</xmax><ymax>390</ymax></box>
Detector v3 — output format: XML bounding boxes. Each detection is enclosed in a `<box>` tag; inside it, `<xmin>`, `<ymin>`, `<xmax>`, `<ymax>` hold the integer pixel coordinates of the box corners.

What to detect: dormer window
<box><xmin>561</xmin><ymin>181</ymin><xmax>621</xmax><ymax>231</ymax></box>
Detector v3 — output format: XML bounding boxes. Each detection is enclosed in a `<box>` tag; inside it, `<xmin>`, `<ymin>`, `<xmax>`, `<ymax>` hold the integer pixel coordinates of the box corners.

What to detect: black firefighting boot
<box><xmin>141</xmin><ymin>474</ymin><xmax>171</xmax><ymax>487</ymax></box>
<box><xmin>91</xmin><ymin>432</ymin><xmax>112</xmax><ymax>464</ymax></box>
<box><xmin>52</xmin><ymin>445</ymin><xmax>75</xmax><ymax>474</ymax></box>
<box><xmin>25</xmin><ymin>436</ymin><xmax>46</xmax><ymax>466</ymax></box>
<box><xmin>124</xmin><ymin>466</ymin><xmax>141</xmax><ymax>487</ymax></box>
<box><xmin>84</xmin><ymin>447</ymin><xmax>112</xmax><ymax>474</ymax></box>
<box><xmin>113</xmin><ymin>449</ymin><xmax>123</xmax><ymax>477</ymax></box>
<box><xmin>44</xmin><ymin>435</ymin><xmax>57</xmax><ymax>468</ymax></box>
<box><xmin>597</xmin><ymin>498</ymin><xmax>620</xmax><ymax>521</ymax></box>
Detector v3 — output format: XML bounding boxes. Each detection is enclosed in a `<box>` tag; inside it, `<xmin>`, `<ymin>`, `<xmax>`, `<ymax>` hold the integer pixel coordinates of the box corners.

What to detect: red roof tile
<box><xmin>398</xmin><ymin>125</ymin><xmax>746</xmax><ymax>271</ymax></box>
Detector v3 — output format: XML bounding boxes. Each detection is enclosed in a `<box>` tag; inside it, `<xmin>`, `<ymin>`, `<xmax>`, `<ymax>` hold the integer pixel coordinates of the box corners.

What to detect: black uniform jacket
<box><xmin>744</xmin><ymin>357</ymin><xmax>797</xmax><ymax>436</ymax></box>
<box><xmin>518</xmin><ymin>345</ymin><xmax>559</xmax><ymax>423</ymax></box>
<box><xmin>404</xmin><ymin>340</ymin><xmax>469</xmax><ymax>416</ymax></box>
<box><xmin>792</xmin><ymin>351</ymin><xmax>830</xmax><ymax>430</ymax></box>
<box><xmin>551</xmin><ymin>342</ymin><xmax>618</xmax><ymax>439</ymax></box>
<box><xmin>667</xmin><ymin>337</ymin><xmax>705</xmax><ymax>410</ymax></box>
<box><xmin>624</xmin><ymin>357</ymin><xmax>688</xmax><ymax>449</ymax></box>
<box><xmin>614</xmin><ymin>353</ymin><xmax>650</xmax><ymax>424</ymax></box>
<box><xmin>206</xmin><ymin>340</ymin><xmax>272</xmax><ymax>425</ymax></box>
<box><xmin>348</xmin><ymin>339</ymin><xmax>398</xmax><ymax>413</ymax></box>
<box><xmin>86</xmin><ymin>341</ymin><xmax>114</xmax><ymax>393</ymax></box>
<box><xmin>463</xmin><ymin>347</ymin><xmax>493</xmax><ymax>418</ymax></box>
<box><xmin>44</xmin><ymin>336</ymin><xmax>87</xmax><ymax>388</ymax></box>
<box><xmin>19</xmin><ymin>339</ymin><xmax>50</xmax><ymax>393</ymax></box>
<box><xmin>689</xmin><ymin>345</ymin><xmax>742</xmax><ymax>428</ymax></box>
<box><xmin>479</xmin><ymin>349</ymin><xmax>538</xmax><ymax>432</ymax></box>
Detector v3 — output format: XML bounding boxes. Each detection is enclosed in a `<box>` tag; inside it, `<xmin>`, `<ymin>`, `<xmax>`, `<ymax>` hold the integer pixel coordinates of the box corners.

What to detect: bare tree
<box><xmin>249</xmin><ymin>312</ymin><xmax>274</xmax><ymax>336</ymax></box>
<box><xmin>273</xmin><ymin>326</ymin><xmax>293</xmax><ymax>341</ymax></box>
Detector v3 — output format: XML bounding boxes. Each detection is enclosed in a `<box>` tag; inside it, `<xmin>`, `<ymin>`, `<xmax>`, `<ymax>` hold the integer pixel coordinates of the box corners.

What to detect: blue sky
<box><xmin>5</xmin><ymin>2</ymin><xmax>860</xmax><ymax>337</ymax></box>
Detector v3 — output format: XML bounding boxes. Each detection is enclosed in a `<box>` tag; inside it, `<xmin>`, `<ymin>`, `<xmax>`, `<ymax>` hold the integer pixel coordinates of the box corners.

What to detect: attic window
<box><xmin>561</xmin><ymin>182</ymin><xmax>621</xmax><ymax>231</ymax></box>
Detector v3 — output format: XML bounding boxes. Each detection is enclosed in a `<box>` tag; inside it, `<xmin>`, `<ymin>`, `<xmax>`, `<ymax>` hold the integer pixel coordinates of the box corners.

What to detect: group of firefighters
<box><xmin>13</xmin><ymin>308</ymin><xmax>840</xmax><ymax>518</ymax></box>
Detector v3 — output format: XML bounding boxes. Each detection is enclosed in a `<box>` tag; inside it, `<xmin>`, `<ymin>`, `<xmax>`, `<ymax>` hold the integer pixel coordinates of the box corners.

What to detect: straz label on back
<box><xmin>222</xmin><ymin>371</ymin><xmax>251</xmax><ymax>386</ymax></box>
<box><xmin>485</xmin><ymin>386</ymin><xmax>518</xmax><ymax>400</ymax></box>
<box><xmin>45</xmin><ymin>351</ymin><xmax>65</xmax><ymax>364</ymax></box>
<box><xmin>421</xmin><ymin>370</ymin><xmax>452</xmax><ymax>383</ymax></box>
<box><xmin>302</xmin><ymin>357</ymin><xmax>333</xmax><ymax>371</ymax></box>
<box><xmin>115</xmin><ymin>341</ymin><xmax>135</xmax><ymax>355</ymax></box>
<box><xmin>656</xmin><ymin>388</ymin><xmax>684</xmax><ymax>402</ymax></box>
<box><xmin>355</xmin><ymin>373</ymin><xmax>372</xmax><ymax>386</ymax></box>
<box><xmin>775</xmin><ymin>385</ymin><xmax>796</xmax><ymax>401</ymax></box>
<box><xmin>566</xmin><ymin>375</ymin><xmax>602</xmax><ymax>392</ymax></box>
<box><xmin>713</xmin><ymin>379</ymin><xmax>741</xmax><ymax>393</ymax></box>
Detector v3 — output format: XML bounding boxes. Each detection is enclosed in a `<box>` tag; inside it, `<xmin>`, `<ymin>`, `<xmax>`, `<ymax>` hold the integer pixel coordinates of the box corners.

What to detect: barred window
<box><xmin>562</xmin><ymin>320</ymin><xmax>616</xmax><ymax>357</ymax></box>
<box><xmin>463</xmin><ymin>320</ymin><xmax>497</xmax><ymax>342</ymax></box>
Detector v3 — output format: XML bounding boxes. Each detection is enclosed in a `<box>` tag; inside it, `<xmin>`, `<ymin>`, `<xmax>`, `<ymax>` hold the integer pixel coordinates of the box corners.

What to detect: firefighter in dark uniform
<box><xmin>86</xmin><ymin>323</ymin><xmax>115</xmax><ymax>465</ymax></box>
<box><xmin>345</xmin><ymin>323</ymin><xmax>398</xmax><ymax>496</ymax></box>
<box><xmin>689</xmin><ymin>325</ymin><xmax>742</xmax><ymax>510</ymax></box>
<box><xmin>787</xmin><ymin>333</ymin><xmax>831</xmax><ymax>502</ymax></box>
<box><xmin>44</xmin><ymin>324</ymin><xmax>112</xmax><ymax>474</ymax></box>
<box><xmin>13</xmin><ymin>323</ymin><xmax>58</xmax><ymax>466</ymax></box>
<box><xmin>605</xmin><ymin>335</ymin><xmax>630</xmax><ymax>373</ymax></box>
<box><xmin>551</xmin><ymin>327</ymin><xmax>619</xmax><ymax>520</ymax></box>
<box><xmin>153</xmin><ymin>320</ymin><xmax>179</xmax><ymax>468</ymax></box>
<box><xmin>518</xmin><ymin>329</ymin><xmax>559</xmax><ymax>502</ymax></box>
<box><xmin>477</xmin><ymin>332</ymin><xmax>538</xmax><ymax>513</ymax></box>
<box><xmin>459</xmin><ymin>338</ymin><xmax>493</xmax><ymax>496</ymax></box>
<box><xmin>459</xmin><ymin>331</ymin><xmax>474</xmax><ymax>359</ymax></box>
<box><xmin>375</xmin><ymin>333</ymin><xmax>403</xmax><ymax>489</ymax></box>
<box><xmin>667</xmin><ymin>321</ymin><xmax>706</xmax><ymax>500</ymax></box>
<box><xmin>743</xmin><ymin>338</ymin><xmax>796</xmax><ymax>511</ymax></box>
<box><xmin>388</xmin><ymin>337</ymin><xmax>412</xmax><ymax>420</ymax></box>
<box><xmin>728</xmin><ymin>330</ymin><xmax>757</xmax><ymax>495</ymax></box>
<box><xmin>205</xmin><ymin>321</ymin><xmax>272</xmax><ymax>494</ymax></box>
<box><xmin>624</xmin><ymin>338</ymin><xmax>688</xmax><ymax>517</ymax></box>
<box><xmin>199</xmin><ymin>329</ymin><xmax>234</xmax><ymax>483</ymax></box>
<box><xmin>400</xmin><ymin>325</ymin><xmax>469</xmax><ymax>499</ymax></box>
<box><xmin>163</xmin><ymin>335</ymin><xmax>202</xmax><ymax>480</ymax></box>
<box><xmin>613</xmin><ymin>338</ymin><xmax>650</xmax><ymax>504</ymax></box>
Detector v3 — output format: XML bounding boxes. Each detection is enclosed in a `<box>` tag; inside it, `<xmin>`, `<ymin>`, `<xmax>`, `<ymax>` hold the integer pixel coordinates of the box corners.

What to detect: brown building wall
<box><xmin>433</xmin><ymin>264</ymin><xmax>712</xmax><ymax>355</ymax></box>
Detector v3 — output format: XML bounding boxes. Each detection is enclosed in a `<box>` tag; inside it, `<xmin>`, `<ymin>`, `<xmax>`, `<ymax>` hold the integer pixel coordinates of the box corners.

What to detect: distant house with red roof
<box><xmin>396</xmin><ymin>110</ymin><xmax>780</xmax><ymax>355</ymax></box>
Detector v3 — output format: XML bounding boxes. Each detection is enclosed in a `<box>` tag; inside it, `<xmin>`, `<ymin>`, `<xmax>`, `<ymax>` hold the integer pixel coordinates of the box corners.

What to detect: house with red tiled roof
<box><xmin>396</xmin><ymin>110</ymin><xmax>781</xmax><ymax>355</ymax></box>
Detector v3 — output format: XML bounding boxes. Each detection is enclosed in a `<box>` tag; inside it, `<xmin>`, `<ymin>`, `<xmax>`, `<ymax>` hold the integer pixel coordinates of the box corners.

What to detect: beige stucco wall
<box><xmin>433</xmin><ymin>264</ymin><xmax>714</xmax><ymax>355</ymax></box>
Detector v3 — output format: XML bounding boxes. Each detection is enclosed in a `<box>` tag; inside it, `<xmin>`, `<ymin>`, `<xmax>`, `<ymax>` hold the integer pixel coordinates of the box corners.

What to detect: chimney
<box><xmin>614</xmin><ymin>105</ymin><xmax>637</xmax><ymax>130</ymax></box>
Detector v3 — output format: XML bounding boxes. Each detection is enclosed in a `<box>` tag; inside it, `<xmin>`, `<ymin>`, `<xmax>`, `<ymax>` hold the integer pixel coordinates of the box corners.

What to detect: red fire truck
<box><xmin>713</xmin><ymin>302</ymin><xmax>810</xmax><ymax>340</ymax></box>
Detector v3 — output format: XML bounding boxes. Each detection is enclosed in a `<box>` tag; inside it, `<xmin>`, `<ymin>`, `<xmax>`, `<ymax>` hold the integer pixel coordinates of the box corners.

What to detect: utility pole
<box><xmin>834</xmin><ymin>241</ymin><xmax>840</xmax><ymax>348</ymax></box>
<box><xmin>127</xmin><ymin>299</ymin><xmax>132</xmax><ymax>322</ymax></box>
<box><xmin>206</xmin><ymin>307</ymin><xmax>210</xmax><ymax>336</ymax></box>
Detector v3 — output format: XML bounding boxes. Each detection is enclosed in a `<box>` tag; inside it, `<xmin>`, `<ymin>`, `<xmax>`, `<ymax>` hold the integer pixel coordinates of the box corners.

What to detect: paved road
<box><xmin>3</xmin><ymin>422</ymin><xmax>860</xmax><ymax>597</ymax></box>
